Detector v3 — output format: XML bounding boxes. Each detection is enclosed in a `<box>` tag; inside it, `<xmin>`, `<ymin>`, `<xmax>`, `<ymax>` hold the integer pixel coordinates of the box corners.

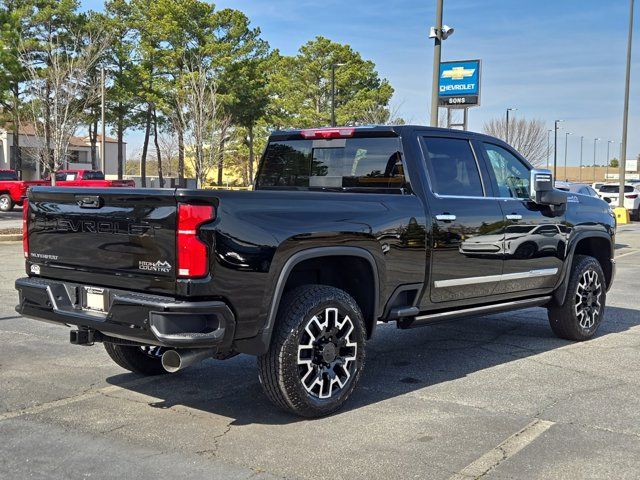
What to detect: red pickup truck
<box><xmin>0</xmin><ymin>169</ymin><xmax>135</xmax><ymax>212</ymax></box>
<box><xmin>52</xmin><ymin>170</ymin><xmax>136</xmax><ymax>188</ymax></box>
<box><xmin>0</xmin><ymin>170</ymin><xmax>47</xmax><ymax>212</ymax></box>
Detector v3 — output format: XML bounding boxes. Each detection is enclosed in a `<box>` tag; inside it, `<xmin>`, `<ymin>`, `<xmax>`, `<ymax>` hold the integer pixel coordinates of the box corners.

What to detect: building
<box><xmin>0</xmin><ymin>125</ymin><xmax>125</xmax><ymax>180</ymax></box>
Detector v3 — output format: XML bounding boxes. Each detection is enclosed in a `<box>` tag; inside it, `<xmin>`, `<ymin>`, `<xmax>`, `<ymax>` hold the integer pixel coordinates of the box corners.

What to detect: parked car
<box><xmin>0</xmin><ymin>170</ymin><xmax>48</xmax><ymax>212</ymax></box>
<box><xmin>597</xmin><ymin>183</ymin><xmax>640</xmax><ymax>220</ymax></box>
<box><xmin>555</xmin><ymin>181</ymin><xmax>600</xmax><ymax>198</ymax></box>
<box><xmin>592</xmin><ymin>182</ymin><xmax>604</xmax><ymax>192</ymax></box>
<box><xmin>50</xmin><ymin>170</ymin><xmax>135</xmax><ymax>188</ymax></box>
<box><xmin>16</xmin><ymin>126</ymin><xmax>616</xmax><ymax>417</ymax></box>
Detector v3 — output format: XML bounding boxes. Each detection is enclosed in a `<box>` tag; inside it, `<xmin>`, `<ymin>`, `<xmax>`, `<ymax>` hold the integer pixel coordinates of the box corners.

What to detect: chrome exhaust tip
<box><xmin>161</xmin><ymin>348</ymin><xmax>215</xmax><ymax>373</ymax></box>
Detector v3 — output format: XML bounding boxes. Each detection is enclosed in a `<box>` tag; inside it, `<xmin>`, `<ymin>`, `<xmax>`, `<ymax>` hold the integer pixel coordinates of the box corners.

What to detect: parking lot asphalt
<box><xmin>1</xmin><ymin>224</ymin><xmax>640</xmax><ymax>479</ymax></box>
<box><xmin>0</xmin><ymin>210</ymin><xmax>22</xmax><ymax>232</ymax></box>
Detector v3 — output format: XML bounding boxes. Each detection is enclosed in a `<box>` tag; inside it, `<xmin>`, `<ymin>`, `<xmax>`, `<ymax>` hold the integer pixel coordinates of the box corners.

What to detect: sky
<box><xmin>81</xmin><ymin>0</ymin><xmax>639</xmax><ymax>166</ymax></box>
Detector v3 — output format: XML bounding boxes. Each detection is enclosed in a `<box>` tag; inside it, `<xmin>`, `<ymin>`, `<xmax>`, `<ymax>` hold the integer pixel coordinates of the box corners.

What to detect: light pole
<box><xmin>553</xmin><ymin>120</ymin><xmax>563</xmax><ymax>179</ymax></box>
<box><xmin>593</xmin><ymin>138</ymin><xmax>600</xmax><ymax>182</ymax></box>
<box><xmin>563</xmin><ymin>132</ymin><xmax>573</xmax><ymax>180</ymax></box>
<box><xmin>429</xmin><ymin>0</ymin><xmax>454</xmax><ymax>126</ymax></box>
<box><xmin>547</xmin><ymin>129</ymin><xmax>552</xmax><ymax>169</ymax></box>
<box><xmin>619</xmin><ymin>0</ymin><xmax>635</xmax><ymax>207</ymax></box>
<box><xmin>100</xmin><ymin>67</ymin><xmax>106</xmax><ymax>172</ymax></box>
<box><xmin>579</xmin><ymin>136</ymin><xmax>584</xmax><ymax>182</ymax></box>
<box><xmin>606</xmin><ymin>140</ymin><xmax>614</xmax><ymax>181</ymax></box>
<box><xmin>330</xmin><ymin>63</ymin><xmax>345</xmax><ymax>127</ymax></box>
<box><xmin>506</xmin><ymin>108</ymin><xmax>517</xmax><ymax>144</ymax></box>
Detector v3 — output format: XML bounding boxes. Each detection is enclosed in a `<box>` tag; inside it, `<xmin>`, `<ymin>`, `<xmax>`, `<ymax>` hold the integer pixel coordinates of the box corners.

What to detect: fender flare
<box><xmin>234</xmin><ymin>246</ymin><xmax>381</xmax><ymax>356</ymax></box>
<box><xmin>553</xmin><ymin>231</ymin><xmax>614</xmax><ymax>305</ymax></box>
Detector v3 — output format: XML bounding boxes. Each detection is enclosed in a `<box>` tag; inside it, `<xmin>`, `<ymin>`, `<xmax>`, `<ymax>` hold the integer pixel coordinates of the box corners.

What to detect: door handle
<box><xmin>506</xmin><ymin>214</ymin><xmax>523</xmax><ymax>221</ymax></box>
<box><xmin>435</xmin><ymin>214</ymin><xmax>456</xmax><ymax>222</ymax></box>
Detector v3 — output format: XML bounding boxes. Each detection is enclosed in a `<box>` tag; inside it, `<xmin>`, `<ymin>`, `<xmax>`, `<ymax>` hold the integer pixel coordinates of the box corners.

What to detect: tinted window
<box><xmin>422</xmin><ymin>138</ymin><xmax>483</xmax><ymax>196</ymax></box>
<box><xmin>257</xmin><ymin>137</ymin><xmax>405</xmax><ymax>191</ymax></box>
<box><xmin>600</xmin><ymin>185</ymin><xmax>634</xmax><ymax>193</ymax></box>
<box><xmin>56</xmin><ymin>172</ymin><xmax>77</xmax><ymax>182</ymax></box>
<box><xmin>483</xmin><ymin>143</ymin><xmax>530</xmax><ymax>199</ymax></box>
<box><xmin>0</xmin><ymin>171</ymin><xmax>18</xmax><ymax>181</ymax></box>
<box><xmin>83</xmin><ymin>171</ymin><xmax>105</xmax><ymax>180</ymax></box>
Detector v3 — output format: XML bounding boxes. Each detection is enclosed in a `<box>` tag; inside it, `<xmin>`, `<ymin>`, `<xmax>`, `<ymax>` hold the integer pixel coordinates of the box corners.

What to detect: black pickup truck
<box><xmin>16</xmin><ymin>126</ymin><xmax>616</xmax><ymax>417</ymax></box>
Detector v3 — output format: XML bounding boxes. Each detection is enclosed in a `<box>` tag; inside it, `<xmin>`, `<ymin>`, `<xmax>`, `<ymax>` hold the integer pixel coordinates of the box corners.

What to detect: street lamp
<box><xmin>563</xmin><ymin>132</ymin><xmax>573</xmax><ymax>181</ymax></box>
<box><xmin>606</xmin><ymin>140</ymin><xmax>615</xmax><ymax>181</ymax></box>
<box><xmin>547</xmin><ymin>129</ymin><xmax>553</xmax><ymax>169</ymax></box>
<box><xmin>429</xmin><ymin>0</ymin><xmax>455</xmax><ymax>127</ymax></box>
<box><xmin>506</xmin><ymin>108</ymin><xmax>517</xmax><ymax>144</ymax></box>
<box><xmin>330</xmin><ymin>63</ymin><xmax>346</xmax><ymax>127</ymax></box>
<box><xmin>593</xmin><ymin>138</ymin><xmax>600</xmax><ymax>182</ymax></box>
<box><xmin>553</xmin><ymin>120</ymin><xmax>564</xmax><ymax>179</ymax></box>
<box><xmin>579</xmin><ymin>136</ymin><xmax>584</xmax><ymax>182</ymax></box>
<box><xmin>619</xmin><ymin>0</ymin><xmax>635</xmax><ymax>207</ymax></box>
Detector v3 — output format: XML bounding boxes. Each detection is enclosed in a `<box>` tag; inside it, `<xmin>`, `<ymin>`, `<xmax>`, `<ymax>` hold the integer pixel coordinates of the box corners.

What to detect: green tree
<box><xmin>609</xmin><ymin>158</ymin><xmax>619</xmax><ymax>168</ymax></box>
<box><xmin>270</xmin><ymin>36</ymin><xmax>394</xmax><ymax>129</ymax></box>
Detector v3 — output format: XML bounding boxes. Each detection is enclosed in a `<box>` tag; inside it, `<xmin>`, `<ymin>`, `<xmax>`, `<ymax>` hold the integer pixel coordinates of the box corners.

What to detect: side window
<box><xmin>483</xmin><ymin>143</ymin><xmax>531</xmax><ymax>199</ymax></box>
<box><xmin>422</xmin><ymin>137</ymin><xmax>484</xmax><ymax>197</ymax></box>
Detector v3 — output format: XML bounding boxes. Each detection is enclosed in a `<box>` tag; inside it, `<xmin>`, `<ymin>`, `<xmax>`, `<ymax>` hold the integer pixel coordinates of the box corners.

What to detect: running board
<box><xmin>397</xmin><ymin>296</ymin><xmax>552</xmax><ymax>329</ymax></box>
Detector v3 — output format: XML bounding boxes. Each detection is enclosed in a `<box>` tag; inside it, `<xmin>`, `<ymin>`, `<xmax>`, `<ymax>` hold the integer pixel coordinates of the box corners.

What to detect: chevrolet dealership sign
<box><xmin>438</xmin><ymin>59</ymin><xmax>481</xmax><ymax>107</ymax></box>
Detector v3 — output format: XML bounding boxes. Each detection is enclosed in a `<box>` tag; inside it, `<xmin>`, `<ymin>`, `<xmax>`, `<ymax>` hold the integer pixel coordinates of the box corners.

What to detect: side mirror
<box><xmin>530</xmin><ymin>169</ymin><xmax>566</xmax><ymax>206</ymax></box>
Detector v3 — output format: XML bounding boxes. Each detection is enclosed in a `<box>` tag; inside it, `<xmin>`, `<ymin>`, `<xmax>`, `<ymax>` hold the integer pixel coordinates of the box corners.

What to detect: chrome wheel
<box><xmin>575</xmin><ymin>269</ymin><xmax>602</xmax><ymax>329</ymax></box>
<box><xmin>297</xmin><ymin>307</ymin><xmax>358</xmax><ymax>399</ymax></box>
<box><xmin>0</xmin><ymin>196</ymin><xmax>9</xmax><ymax>211</ymax></box>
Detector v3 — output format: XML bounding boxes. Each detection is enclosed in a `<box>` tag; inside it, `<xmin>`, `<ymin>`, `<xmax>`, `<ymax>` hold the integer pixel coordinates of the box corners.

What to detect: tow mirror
<box><xmin>530</xmin><ymin>169</ymin><xmax>566</xmax><ymax>206</ymax></box>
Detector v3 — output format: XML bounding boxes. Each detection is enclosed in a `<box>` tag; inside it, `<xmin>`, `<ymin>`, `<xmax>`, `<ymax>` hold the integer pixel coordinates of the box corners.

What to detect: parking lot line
<box><xmin>448</xmin><ymin>419</ymin><xmax>555</xmax><ymax>479</ymax></box>
<box><xmin>616</xmin><ymin>249</ymin><xmax>640</xmax><ymax>259</ymax></box>
<box><xmin>0</xmin><ymin>375</ymin><xmax>161</xmax><ymax>423</ymax></box>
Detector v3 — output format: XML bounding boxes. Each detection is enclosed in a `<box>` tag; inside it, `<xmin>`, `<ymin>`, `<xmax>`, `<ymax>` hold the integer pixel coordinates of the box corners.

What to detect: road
<box><xmin>0</xmin><ymin>209</ymin><xmax>22</xmax><ymax>232</ymax></box>
<box><xmin>1</xmin><ymin>225</ymin><xmax>640</xmax><ymax>479</ymax></box>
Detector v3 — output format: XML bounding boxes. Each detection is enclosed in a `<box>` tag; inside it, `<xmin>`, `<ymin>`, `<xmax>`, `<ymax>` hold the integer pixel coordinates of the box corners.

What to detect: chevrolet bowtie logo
<box><xmin>442</xmin><ymin>67</ymin><xmax>476</xmax><ymax>80</ymax></box>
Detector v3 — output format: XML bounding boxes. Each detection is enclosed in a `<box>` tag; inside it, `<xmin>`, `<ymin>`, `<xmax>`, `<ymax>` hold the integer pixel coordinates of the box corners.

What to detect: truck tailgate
<box><xmin>27</xmin><ymin>188</ymin><xmax>178</xmax><ymax>295</ymax></box>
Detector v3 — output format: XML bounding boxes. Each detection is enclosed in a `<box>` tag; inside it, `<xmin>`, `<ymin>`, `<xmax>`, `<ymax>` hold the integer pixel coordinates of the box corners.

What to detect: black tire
<box><xmin>0</xmin><ymin>194</ymin><xmax>14</xmax><ymax>212</ymax></box>
<box><xmin>548</xmin><ymin>255</ymin><xmax>606</xmax><ymax>341</ymax></box>
<box><xmin>103</xmin><ymin>343</ymin><xmax>168</xmax><ymax>376</ymax></box>
<box><xmin>257</xmin><ymin>285</ymin><xmax>366</xmax><ymax>418</ymax></box>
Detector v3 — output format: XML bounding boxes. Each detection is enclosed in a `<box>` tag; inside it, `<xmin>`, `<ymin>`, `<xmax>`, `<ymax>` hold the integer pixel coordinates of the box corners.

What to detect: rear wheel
<box><xmin>0</xmin><ymin>194</ymin><xmax>14</xmax><ymax>212</ymax></box>
<box><xmin>258</xmin><ymin>285</ymin><xmax>366</xmax><ymax>418</ymax></box>
<box><xmin>548</xmin><ymin>255</ymin><xmax>606</xmax><ymax>341</ymax></box>
<box><xmin>103</xmin><ymin>343</ymin><xmax>168</xmax><ymax>375</ymax></box>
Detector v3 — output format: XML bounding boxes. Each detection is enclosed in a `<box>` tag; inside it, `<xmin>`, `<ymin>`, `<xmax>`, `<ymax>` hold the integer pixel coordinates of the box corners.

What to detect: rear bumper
<box><xmin>15</xmin><ymin>276</ymin><xmax>236</xmax><ymax>350</ymax></box>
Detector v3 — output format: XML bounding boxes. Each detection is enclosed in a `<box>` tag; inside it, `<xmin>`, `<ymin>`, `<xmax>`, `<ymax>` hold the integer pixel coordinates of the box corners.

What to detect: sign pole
<box><xmin>430</xmin><ymin>0</ymin><xmax>444</xmax><ymax>127</ymax></box>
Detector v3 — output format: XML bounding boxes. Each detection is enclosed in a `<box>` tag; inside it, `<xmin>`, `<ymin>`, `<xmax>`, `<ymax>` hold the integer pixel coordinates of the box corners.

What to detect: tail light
<box><xmin>300</xmin><ymin>127</ymin><xmax>355</xmax><ymax>139</ymax></box>
<box><xmin>625</xmin><ymin>194</ymin><xmax>638</xmax><ymax>199</ymax></box>
<box><xmin>177</xmin><ymin>203</ymin><xmax>214</xmax><ymax>278</ymax></box>
<box><xmin>22</xmin><ymin>199</ymin><xmax>29</xmax><ymax>258</ymax></box>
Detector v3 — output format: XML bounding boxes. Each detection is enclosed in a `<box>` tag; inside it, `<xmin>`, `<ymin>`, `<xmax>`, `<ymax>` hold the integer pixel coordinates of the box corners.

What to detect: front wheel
<box><xmin>0</xmin><ymin>194</ymin><xmax>14</xmax><ymax>212</ymax></box>
<box><xmin>548</xmin><ymin>255</ymin><xmax>606</xmax><ymax>341</ymax></box>
<box><xmin>258</xmin><ymin>285</ymin><xmax>366</xmax><ymax>417</ymax></box>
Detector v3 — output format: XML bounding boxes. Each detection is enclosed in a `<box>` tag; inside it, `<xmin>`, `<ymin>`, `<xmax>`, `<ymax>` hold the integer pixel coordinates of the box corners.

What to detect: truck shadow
<box><xmin>106</xmin><ymin>305</ymin><xmax>640</xmax><ymax>426</ymax></box>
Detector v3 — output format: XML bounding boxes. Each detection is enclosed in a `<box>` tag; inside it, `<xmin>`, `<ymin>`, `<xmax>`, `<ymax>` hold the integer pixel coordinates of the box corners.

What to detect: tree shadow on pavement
<box><xmin>106</xmin><ymin>305</ymin><xmax>640</xmax><ymax>426</ymax></box>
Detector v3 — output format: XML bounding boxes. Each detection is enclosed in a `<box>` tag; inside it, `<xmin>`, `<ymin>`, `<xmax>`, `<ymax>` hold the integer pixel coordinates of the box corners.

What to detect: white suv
<box><xmin>598</xmin><ymin>183</ymin><xmax>640</xmax><ymax>220</ymax></box>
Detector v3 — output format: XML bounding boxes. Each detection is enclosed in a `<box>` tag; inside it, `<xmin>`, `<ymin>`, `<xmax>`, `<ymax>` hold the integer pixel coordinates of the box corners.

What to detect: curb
<box><xmin>0</xmin><ymin>234</ymin><xmax>22</xmax><ymax>242</ymax></box>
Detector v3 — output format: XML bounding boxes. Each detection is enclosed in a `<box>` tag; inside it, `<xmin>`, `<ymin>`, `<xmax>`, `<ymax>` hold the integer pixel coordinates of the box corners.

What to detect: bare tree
<box><xmin>357</xmin><ymin>102</ymin><xmax>406</xmax><ymax>126</ymax></box>
<box><xmin>483</xmin><ymin>116</ymin><xmax>547</xmax><ymax>167</ymax></box>
<box><xmin>178</xmin><ymin>63</ymin><xmax>231</xmax><ymax>188</ymax></box>
<box><xmin>20</xmin><ymin>30</ymin><xmax>107</xmax><ymax>184</ymax></box>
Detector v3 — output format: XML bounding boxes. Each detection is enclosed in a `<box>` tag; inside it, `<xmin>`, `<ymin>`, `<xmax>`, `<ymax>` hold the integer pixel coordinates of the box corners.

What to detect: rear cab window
<box><xmin>256</xmin><ymin>136</ymin><xmax>407</xmax><ymax>192</ymax></box>
<box><xmin>0</xmin><ymin>171</ymin><xmax>18</xmax><ymax>181</ymax></box>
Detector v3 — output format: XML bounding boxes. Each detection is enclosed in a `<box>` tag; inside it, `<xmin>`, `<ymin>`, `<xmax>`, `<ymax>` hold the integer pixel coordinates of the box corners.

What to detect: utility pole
<box><xmin>429</xmin><ymin>0</ymin><xmax>444</xmax><ymax>127</ymax></box>
<box><xmin>330</xmin><ymin>63</ymin><xmax>345</xmax><ymax>127</ymax></box>
<box><xmin>100</xmin><ymin>67</ymin><xmax>106</xmax><ymax>173</ymax></box>
<box><xmin>547</xmin><ymin>129</ymin><xmax>552</xmax><ymax>169</ymax></box>
<box><xmin>563</xmin><ymin>132</ymin><xmax>572</xmax><ymax>181</ymax></box>
<box><xmin>506</xmin><ymin>108</ymin><xmax>516</xmax><ymax>144</ymax></box>
<box><xmin>593</xmin><ymin>138</ymin><xmax>600</xmax><ymax>182</ymax></box>
<box><xmin>553</xmin><ymin>120</ymin><xmax>563</xmax><ymax>179</ymax></box>
<box><xmin>579</xmin><ymin>136</ymin><xmax>584</xmax><ymax>182</ymax></box>
<box><xmin>619</xmin><ymin>0</ymin><xmax>635</xmax><ymax>207</ymax></box>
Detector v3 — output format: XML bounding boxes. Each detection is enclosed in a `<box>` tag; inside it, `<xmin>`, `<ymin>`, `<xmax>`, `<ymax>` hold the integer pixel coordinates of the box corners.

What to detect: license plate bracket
<box><xmin>84</xmin><ymin>287</ymin><xmax>107</xmax><ymax>312</ymax></box>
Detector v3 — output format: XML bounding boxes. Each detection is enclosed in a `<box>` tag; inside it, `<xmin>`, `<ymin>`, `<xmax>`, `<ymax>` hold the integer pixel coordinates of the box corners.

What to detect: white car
<box><xmin>598</xmin><ymin>183</ymin><xmax>640</xmax><ymax>220</ymax></box>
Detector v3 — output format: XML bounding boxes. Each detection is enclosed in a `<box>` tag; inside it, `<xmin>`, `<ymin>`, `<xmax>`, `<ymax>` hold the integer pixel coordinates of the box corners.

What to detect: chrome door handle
<box><xmin>435</xmin><ymin>214</ymin><xmax>457</xmax><ymax>222</ymax></box>
<box><xmin>506</xmin><ymin>214</ymin><xmax>523</xmax><ymax>221</ymax></box>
